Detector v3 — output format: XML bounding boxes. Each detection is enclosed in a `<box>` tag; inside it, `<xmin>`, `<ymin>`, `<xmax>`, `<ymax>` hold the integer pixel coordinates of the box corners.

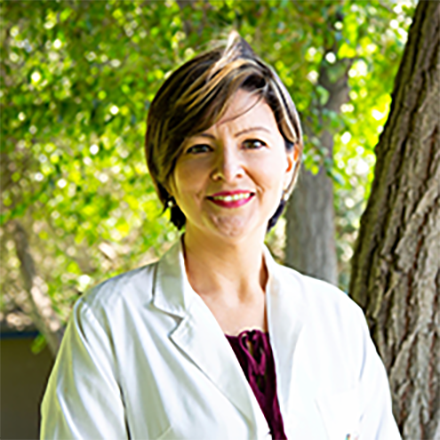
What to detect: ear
<box><xmin>293</xmin><ymin>144</ymin><xmax>300</xmax><ymax>162</ymax></box>
<box><xmin>164</xmin><ymin>174</ymin><xmax>176</xmax><ymax>199</ymax></box>
<box><xmin>283</xmin><ymin>148</ymin><xmax>296</xmax><ymax>189</ymax></box>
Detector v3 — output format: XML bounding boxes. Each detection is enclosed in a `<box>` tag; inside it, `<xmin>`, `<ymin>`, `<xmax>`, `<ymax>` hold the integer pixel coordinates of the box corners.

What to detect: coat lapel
<box><xmin>264</xmin><ymin>247</ymin><xmax>307</xmax><ymax>417</ymax></box>
<box><xmin>152</xmin><ymin>240</ymin><xmax>269</xmax><ymax>435</ymax></box>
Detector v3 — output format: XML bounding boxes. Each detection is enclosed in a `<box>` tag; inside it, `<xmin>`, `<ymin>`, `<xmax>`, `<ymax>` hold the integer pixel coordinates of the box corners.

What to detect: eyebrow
<box><xmin>197</xmin><ymin>126</ymin><xmax>271</xmax><ymax>139</ymax></box>
<box><xmin>234</xmin><ymin>126</ymin><xmax>271</xmax><ymax>137</ymax></box>
<box><xmin>197</xmin><ymin>133</ymin><xmax>216</xmax><ymax>140</ymax></box>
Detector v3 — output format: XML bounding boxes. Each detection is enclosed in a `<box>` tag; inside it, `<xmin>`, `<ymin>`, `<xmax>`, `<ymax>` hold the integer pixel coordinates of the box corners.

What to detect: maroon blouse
<box><xmin>226</xmin><ymin>329</ymin><xmax>288</xmax><ymax>440</ymax></box>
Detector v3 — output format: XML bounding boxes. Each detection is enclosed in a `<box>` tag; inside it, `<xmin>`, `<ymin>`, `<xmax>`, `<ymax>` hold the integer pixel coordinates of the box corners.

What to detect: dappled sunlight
<box><xmin>1</xmin><ymin>0</ymin><xmax>416</xmax><ymax>326</ymax></box>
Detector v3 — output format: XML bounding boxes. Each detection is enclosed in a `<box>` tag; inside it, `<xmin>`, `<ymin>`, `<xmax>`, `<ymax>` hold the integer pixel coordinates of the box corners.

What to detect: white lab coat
<box><xmin>41</xmin><ymin>240</ymin><xmax>401</xmax><ymax>440</ymax></box>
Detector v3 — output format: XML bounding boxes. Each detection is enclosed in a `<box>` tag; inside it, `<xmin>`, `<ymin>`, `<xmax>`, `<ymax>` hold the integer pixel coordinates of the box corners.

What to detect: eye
<box><xmin>186</xmin><ymin>144</ymin><xmax>212</xmax><ymax>154</ymax></box>
<box><xmin>242</xmin><ymin>139</ymin><xmax>266</xmax><ymax>149</ymax></box>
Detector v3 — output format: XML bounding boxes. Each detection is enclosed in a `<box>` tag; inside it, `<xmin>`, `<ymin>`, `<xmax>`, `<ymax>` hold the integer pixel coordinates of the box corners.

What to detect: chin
<box><xmin>207</xmin><ymin>215</ymin><xmax>263</xmax><ymax>240</ymax></box>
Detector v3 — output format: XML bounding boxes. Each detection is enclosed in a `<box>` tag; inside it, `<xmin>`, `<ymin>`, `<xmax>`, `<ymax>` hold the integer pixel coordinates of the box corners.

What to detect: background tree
<box><xmin>349</xmin><ymin>1</ymin><xmax>439</xmax><ymax>439</ymax></box>
<box><xmin>1</xmin><ymin>1</ymin><xmax>413</xmax><ymax>354</ymax></box>
<box><xmin>285</xmin><ymin>2</ymin><xmax>352</xmax><ymax>285</ymax></box>
<box><xmin>284</xmin><ymin>1</ymin><xmax>413</xmax><ymax>285</ymax></box>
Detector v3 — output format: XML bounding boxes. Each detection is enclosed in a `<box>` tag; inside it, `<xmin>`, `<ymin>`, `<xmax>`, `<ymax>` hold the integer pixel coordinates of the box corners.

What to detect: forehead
<box><xmin>210</xmin><ymin>89</ymin><xmax>278</xmax><ymax>132</ymax></box>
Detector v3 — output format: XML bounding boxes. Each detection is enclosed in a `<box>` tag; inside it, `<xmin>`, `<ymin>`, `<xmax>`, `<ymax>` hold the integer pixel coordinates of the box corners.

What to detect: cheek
<box><xmin>252</xmin><ymin>155</ymin><xmax>288</xmax><ymax>191</ymax></box>
<box><xmin>172</xmin><ymin>162</ymin><xmax>206</xmax><ymax>198</ymax></box>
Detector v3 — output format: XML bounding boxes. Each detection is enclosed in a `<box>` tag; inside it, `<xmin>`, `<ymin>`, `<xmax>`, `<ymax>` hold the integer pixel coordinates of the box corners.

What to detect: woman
<box><xmin>41</xmin><ymin>34</ymin><xmax>400</xmax><ymax>440</ymax></box>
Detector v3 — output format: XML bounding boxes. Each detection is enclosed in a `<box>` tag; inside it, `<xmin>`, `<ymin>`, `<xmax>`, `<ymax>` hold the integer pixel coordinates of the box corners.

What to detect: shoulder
<box><xmin>275</xmin><ymin>263</ymin><xmax>367</xmax><ymax>335</ymax></box>
<box><xmin>274</xmin><ymin>264</ymin><xmax>374</xmax><ymax>381</ymax></box>
<box><xmin>76</xmin><ymin>261</ymin><xmax>159</xmax><ymax>320</ymax></box>
<box><xmin>277</xmin><ymin>262</ymin><xmax>358</xmax><ymax>305</ymax></box>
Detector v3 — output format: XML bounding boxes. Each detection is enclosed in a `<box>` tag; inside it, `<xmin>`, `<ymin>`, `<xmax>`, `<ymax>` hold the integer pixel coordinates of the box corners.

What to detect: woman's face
<box><xmin>169</xmin><ymin>89</ymin><xmax>295</xmax><ymax>242</ymax></box>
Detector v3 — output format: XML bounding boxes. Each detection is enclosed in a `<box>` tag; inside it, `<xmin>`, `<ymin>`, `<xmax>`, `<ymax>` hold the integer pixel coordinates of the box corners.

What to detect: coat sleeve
<box><xmin>40</xmin><ymin>297</ymin><xmax>129</xmax><ymax>440</ymax></box>
<box><xmin>356</xmin><ymin>307</ymin><xmax>401</xmax><ymax>440</ymax></box>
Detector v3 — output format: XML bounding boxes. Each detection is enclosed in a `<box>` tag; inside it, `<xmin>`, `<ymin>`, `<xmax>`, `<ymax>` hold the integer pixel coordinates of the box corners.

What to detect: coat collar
<box><xmin>263</xmin><ymin>246</ymin><xmax>307</xmax><ymax>416</ymax></box>
<box><xmin>152</xmin><ymin>237</ymin><xmax>307</xmax><ymax>432</ymax></box>
<box><xmin>152</xmin><ymin>237</ymin><xmax>193</xmax><ymax>318</ymax></box>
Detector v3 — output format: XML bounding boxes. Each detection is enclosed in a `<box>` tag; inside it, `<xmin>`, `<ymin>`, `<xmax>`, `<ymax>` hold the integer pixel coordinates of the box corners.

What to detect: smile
<box><xmin>211</xmin><ymin>193</ymin><xmax>253</xmax><ymax>201</ymax></box>
<box><xmin>207</xmin><ymin>192</ymin><xmax>255</xmax><ymax>208</ymax></box>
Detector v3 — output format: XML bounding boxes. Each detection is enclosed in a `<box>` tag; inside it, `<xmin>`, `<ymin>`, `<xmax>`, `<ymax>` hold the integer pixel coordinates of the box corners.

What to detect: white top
<box><xmin>41</xmin><ymin>239</ymin><xmax>401</xmax><ymax>440</ymax></box>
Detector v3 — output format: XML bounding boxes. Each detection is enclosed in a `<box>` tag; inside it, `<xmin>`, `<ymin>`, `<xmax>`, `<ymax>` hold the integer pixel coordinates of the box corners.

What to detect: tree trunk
<box><xmin>285</xmin><ymin>56</ymin><xmax>352</xmax><ymax>285</ymax></box>
<box><xmin>9</xmin><ymin>221</ymin><xmax>63</xmax><ymax>357</ymax></box>
<box><xmin>285</xmin><ymin>162</ymin><xmax>337</xmax><ymax>284</ymax></box>
<box><xmin>349</xmin><ymin>2</ymin><xmax>439</xmax><ymax>439</ymax></box>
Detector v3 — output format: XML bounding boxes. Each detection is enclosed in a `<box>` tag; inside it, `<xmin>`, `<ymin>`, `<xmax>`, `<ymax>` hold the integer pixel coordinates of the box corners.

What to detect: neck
<box><xmin>182</xmin><ymin>227</ymin><xmax>268</xmax><ymax>302</ymax></box>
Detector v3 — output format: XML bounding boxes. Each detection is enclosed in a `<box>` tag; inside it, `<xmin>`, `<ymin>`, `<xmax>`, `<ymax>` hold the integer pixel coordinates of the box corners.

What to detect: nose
<box><xmin>210</xmin><ymin>145</ymin><xmax>244</xmax><ymax>182</ymax></box>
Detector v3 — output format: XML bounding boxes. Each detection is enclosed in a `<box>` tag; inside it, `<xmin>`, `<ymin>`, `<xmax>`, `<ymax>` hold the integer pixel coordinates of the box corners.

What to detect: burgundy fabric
<box><xmin>226</xmin><ymin>329</ymin><xmax>288</xmax><ymax>440</ymax></box>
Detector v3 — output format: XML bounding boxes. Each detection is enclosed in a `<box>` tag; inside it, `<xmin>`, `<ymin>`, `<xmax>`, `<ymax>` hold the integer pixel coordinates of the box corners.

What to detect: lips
<box><xmin>207</xmin><ymin>191</ymin><xmax>255</xmax><ymax>208</ymax></box>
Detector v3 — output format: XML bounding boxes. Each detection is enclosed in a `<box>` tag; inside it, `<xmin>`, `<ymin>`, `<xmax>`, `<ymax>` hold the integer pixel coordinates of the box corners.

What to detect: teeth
<box><xmin>212</xmin><ymin>193</ymin><xmax>252</xmax><ymax>202</ymax></box>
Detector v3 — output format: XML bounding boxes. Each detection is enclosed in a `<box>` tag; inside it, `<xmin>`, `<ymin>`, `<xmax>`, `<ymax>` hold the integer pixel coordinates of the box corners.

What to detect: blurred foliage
<box><xmin>1</xmin><ymin>0</ymin><xmax>415</xmax><ymax>333</ymax></box>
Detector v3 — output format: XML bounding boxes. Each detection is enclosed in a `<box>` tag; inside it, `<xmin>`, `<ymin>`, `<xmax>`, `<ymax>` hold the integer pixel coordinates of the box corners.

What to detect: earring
<box><xmin>167</xmin><ymin>197</ymin><xmax>176</xmax><ymax>208</ymax></box>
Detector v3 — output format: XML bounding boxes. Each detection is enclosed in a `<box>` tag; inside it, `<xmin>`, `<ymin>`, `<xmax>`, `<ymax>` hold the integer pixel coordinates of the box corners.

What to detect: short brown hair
<box><xmin>145</xmin><ymin>32</ymin><xmax>303</xmax><ymax>230</ymax></box>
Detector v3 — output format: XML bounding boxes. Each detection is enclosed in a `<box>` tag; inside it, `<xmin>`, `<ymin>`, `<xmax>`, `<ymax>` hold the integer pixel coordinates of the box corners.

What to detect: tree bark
<box><xmin>349</xmin><ymin>2</ymin><xmax>439</xmax><ymax>439</ymax></box>
<box><xmin>9</xmin><ymin>221</ymin><xmax>63</xmax><ymax>357</ymax></box>
<box><xmin>285</xmin><ymin>56</ymin><xmax>352</xmax><ymax>285</ymax></box>
<box><xmin>285</xmin><ymin>163</ymin><xmax>338</xmax><ymax>283</ymax></box>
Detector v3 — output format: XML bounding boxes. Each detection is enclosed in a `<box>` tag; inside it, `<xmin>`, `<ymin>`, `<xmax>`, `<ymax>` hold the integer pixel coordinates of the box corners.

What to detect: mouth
<box><xmin>207</xmin><ymin>191</ymin><xmax>255</xmax><ymax>208</ymax></box>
